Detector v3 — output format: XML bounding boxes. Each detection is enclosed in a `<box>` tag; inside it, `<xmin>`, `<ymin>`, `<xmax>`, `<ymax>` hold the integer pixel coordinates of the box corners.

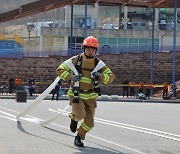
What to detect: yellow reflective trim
<box><xmin>81</xmin><ymin>122</ymin><xmax>92</xmax><ymax>132</ymax></box>
<box><xmin>103</xmin><ymin>68</ymin><xmax>111</xmax><ymax>74</ymax></box>
<box><xmin>104</xmin><ymin>74</ymin><xmax>107</xmax><ymax>82</ymax></box>
<box><xmin>60</xmin><ymin>63</ymin><xmax>70</xmax><ymax>71</ymax></box>
<box><xmin>80</xmin><ymin>93</ymin><xmax>98</xmax><ymax>99</ymax></box>
<box><xmin>106</xmin><ymin>75</ymin><xmax>109</xmax><ymax>83</ymax></box>
<box><xmin>67</xmin><ymin>88</ymin><xmax>73</xmax><ymax>95</ymax></box>
<box><xmin>67</xmin><ymin>88</ymin><xmax>98</xmax><ymax>100</ymax></box>
<box><xmin>80</xmin><ymin>77</ymin><xmax>92</xmax><ymax>84</ymax></box>
<box><xmin>60</xmin><ymin>71</ymin><xmax>69</xmax><ymax>80</ymax></box>
<box><xmin>69</xmin><ymin>113</ymin><xmax>81</xmax><ymax>122</ymax></box>
<box><xmin>103</xmin><ymin>74</ymin><xmax>109</xmax><ymax>84</ymax></box>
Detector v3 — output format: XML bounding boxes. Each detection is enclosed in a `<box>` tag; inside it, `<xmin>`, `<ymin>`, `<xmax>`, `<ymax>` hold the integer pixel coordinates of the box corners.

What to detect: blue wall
<box><xmin>0</xmin><ymin>40</ymin><xmax>23</xmax><ymax>58</ymax></box>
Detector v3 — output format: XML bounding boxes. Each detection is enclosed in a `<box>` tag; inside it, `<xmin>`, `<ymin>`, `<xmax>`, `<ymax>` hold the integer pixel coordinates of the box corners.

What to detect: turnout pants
<box><xmin>69</xmin><ymin>97</ymin><xmax>97</xmax><ymax>140</ymax></box>
<box><xmin>163</xmin><ymin>89</ymin><xmax>168</xmax><ymax>98</ymax></box>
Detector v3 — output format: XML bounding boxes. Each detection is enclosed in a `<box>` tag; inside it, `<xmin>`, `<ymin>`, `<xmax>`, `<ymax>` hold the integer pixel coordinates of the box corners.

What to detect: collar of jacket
<box><xmin>81</xmin><ymin>53</ymin><xmax>96</xmax><ymax>64</ymax></box>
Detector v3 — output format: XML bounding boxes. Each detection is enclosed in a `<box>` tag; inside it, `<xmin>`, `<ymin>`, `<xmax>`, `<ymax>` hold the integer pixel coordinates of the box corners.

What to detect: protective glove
<box><xmin>71</xmin><ymin>75</ymin><xmax>80</xmax><ymax>82</ymax></box>
<box><xmin>92</xmin><ymin>72</ymin><xmax>101</xmax><ymax>80</ymax></box>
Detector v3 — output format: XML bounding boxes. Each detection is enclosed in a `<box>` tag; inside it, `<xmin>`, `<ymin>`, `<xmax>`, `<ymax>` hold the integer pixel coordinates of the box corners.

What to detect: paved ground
<box><xmin>0</xmin><ymin>93</ymin><xmax>180</xmax><ymax>103</ymax></box>
<box><xmin>0</xmin><ymin>98</ymin><xmax>180</xmax><ymax>154</ymax></box>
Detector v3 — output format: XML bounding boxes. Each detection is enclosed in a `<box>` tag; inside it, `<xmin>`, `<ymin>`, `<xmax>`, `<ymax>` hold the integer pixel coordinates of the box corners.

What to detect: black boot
<box><xmin>74</xmin><ymin>135</ymin><xmax>84</xmax><ymax>147</ymax></box>
<box><xmin>70</xmin><ymin>119</ymin><xmax>78</xmax><ymax>133</ymax></box>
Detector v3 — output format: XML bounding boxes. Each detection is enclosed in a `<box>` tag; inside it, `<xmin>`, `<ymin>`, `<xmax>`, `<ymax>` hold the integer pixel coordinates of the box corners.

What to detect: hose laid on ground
<box><xmin>16</xmin><ymin>77</ymin><xmax>60</xmax><ymax>121</ymax></box>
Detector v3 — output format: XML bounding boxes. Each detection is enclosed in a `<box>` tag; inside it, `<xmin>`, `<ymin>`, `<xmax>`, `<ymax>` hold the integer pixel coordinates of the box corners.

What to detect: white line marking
<box><xmin>0</xmin><ymin>106</ymin><xmax>20</xmax><ymax>113</ymax></box>
<box><xmin>0</xmin><ymin>110</ymin><xmax>42</xmax><ymax>123</ymax></box>
<box><xmin>0</xmin><ymin>106</ymin><xmax>41</xmax><ymax>123</ymax></box>
<box><xmin>2</xmin><ymin>106</ymin><xmax>180</xmax><ymax>152</ymax></box>
<box><xmin>51</xmin><ymin>108</ymin><xmax>180</xmax><ymax>142</ymax></box>
<box><xmin>0</xmin><ymin>110</ymin><xmax>16</xmax><ymax>118</ymax></box>
<box><xmin>0</xmin><ymin>106</ymin><xmax>40</xmax><ymax>119</ymax></box>
<box><xmin>0</xmin><ymin>115</ymin><xmax>17</xmax><ymax>121</ymax></box>
<box><xmin>20</xmin><ymin>117</ymin><xmax>42</xmax><ymax>123</ymax></box>
<box><xmin>51</xmin><ymin>123</ymin><xmax>146</xmax><ymax>154</ymax></box>
<box><xmin>95</xmin><ymin>117</ymin><xmax>180</xmax><ymax>139</ymax></box>
<box><xmin>0</xmin><ymin>106</ymin><xmax>145</xmax><ymax>154</ymax></box>
<box><xmin>95</xmin><ymin>120</ymin><xmax>180</xmax><ymax>142</ymax></box>
<box><xmin>88</xmin><ymin>134</ymin><xmax>146</xmax><ymax>154</ymax></box>
<box><xmin>40</xmin><ymin>105</ymin><xmax>69</xmax><ymax>125</ymax></box>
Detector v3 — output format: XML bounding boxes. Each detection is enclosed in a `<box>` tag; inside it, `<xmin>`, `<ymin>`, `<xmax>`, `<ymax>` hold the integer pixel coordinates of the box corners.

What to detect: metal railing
<box><xmin>1</xmin><ymin>41</ymin><xmax>180</xmax><ymax>58</ymax></box>
<box><xmin>37</xmin><ymin>19</ymin><xmax>180</xmax><ymax>31</ymax></box>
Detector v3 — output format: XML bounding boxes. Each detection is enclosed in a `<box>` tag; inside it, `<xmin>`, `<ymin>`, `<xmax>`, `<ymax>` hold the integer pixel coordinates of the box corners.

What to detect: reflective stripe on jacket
<box><xmin>56</xmin><ymin>53</ymin><xmax>115</xmax><ymax>100</ymax></box>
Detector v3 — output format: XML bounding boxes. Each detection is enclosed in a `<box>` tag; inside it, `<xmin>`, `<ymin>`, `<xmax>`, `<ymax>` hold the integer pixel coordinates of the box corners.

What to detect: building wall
<box><xmin>41</xmin><ymin>28</ymin><xmax>180</xmax><ymax>51</ymax></box>
<box><xmin>0</xmin><ymin>52</ymin><xmax>180</xmax><ymax>95</ymax></box>
<box><xmin>43</xmin><ymin>36</ymin><xmax>54</xmax><ymax>48</ymax></box>
<box><xmin>65</xmin><ymin>5</ymin><xmax>98</xmax><ymax>27</ymax></box>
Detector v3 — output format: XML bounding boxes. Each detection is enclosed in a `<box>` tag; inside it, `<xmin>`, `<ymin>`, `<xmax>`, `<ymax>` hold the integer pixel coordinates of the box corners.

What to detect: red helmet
<box><xmin>82</xmin><ymin>36</ymin><xmax>98</xmax><ymax>49</ymax></box>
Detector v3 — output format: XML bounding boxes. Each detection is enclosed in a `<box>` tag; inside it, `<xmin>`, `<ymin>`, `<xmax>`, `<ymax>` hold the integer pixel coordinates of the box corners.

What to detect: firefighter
<box><xmin>129</xmin><ymin>81</ymin><xmax>135</xmax><ymax>97</ymax></box>
<box><xmin>56</xmin><ymin>36</ymin><xmax>115</xmax><ymax>147</ymax></box>
<box><xmin>122</xmin><ymin>80</ymin><xmax>129</xmax><ymax>97</ymax></box>
<box><xmin>138</xmin><ymin>80</ymin><xmax>144</xmax><ymax>93</ymax></box>
<box><xmin>145</xmin><ymin>80</ymin><xmax>152</xmax><ymax>99</ymax></box>
<box><xmin>163</xmin><ymin>82</ymin><xmax>169</xmax><ymax>99</ymax></box>
<box><xmin>15</xmin><ymin>77</ymin><xmax>22</xmax><ymax>90</ymax></box>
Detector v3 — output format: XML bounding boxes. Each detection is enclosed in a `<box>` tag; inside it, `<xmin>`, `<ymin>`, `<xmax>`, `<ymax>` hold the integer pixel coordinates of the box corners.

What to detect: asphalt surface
<box><xmin>0</xmin><ymin>98</ymin><xmax>180</xmax><ymax>154</ymax></box>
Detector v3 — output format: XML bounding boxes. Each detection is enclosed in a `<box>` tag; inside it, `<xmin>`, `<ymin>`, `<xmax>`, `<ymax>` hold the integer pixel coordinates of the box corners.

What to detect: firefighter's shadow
<box><xmin>16</xmin><ymin>121</ymin><xmax>75</xmax><ymax>149</ymax></box>
<box><xmin>17</xmin><ymin>122</ymin><xmax>123</xmax><ymax>154</ymax></box>
<box><xmin>75</xmin><ymin>144</ymin><xmax>124</xmax><ymax>154</ymax></box>
<box><xmin>43</xmin><ymin>125</ymin><xmax>123</xmax><ymax>154</ymax></box>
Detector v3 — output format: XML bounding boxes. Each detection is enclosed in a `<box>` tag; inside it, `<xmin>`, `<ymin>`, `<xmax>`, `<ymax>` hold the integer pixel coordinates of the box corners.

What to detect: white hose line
<box><xmin>63</xmin><ymin>59</ymin><xmax>78</xmax><ymax>75</ymax></box>
<box><xmin>16</xmin><ymin>77</ymin><xmax>60</xmax><ymax>121</ymax></box>
<box><xmin>40</xmin><ymin>105</ymin><xmax>69</xmax><ymax>125</ymax></box>
<box><xmin>91</xmin><ymin>60</ymin><xmax>106</xmax><ymax>77</ymax></box>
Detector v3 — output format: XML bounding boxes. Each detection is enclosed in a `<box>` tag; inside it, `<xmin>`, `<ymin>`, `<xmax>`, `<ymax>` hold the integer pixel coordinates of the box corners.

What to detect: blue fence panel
<box><xmin>0</xmin><ymin>40</ymin><xmax>23</xmax><ymax>58</ymax></box>
<box><xmin>68</xmin><ymin>49</ymin><xmax>82</xmax><ymax>56</ymax></box>
<box><xmin>0</xmin><ymin>40</ymin><xmax>14</xmax><ymax>49</ymax></box>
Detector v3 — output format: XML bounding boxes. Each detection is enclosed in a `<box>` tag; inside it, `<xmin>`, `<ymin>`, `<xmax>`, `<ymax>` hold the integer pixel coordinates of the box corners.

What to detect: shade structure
<box><xmin>0</xmin><ymin>0</ymin><xmax>180</xmax><ymax>23</ymax></box>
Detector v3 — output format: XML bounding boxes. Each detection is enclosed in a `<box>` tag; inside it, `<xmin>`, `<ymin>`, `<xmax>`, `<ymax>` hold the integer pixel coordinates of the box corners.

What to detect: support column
<box><xmin>64</xmin><ymin>36</ymin><xmax>68</xmax><ymax>56</ymax></box>
<box><xmin>94</xmin><ymin>3</ymin><xmax>99</xmax><ymax>28</ymax></box>
<box><xmin>155</xmin><ymin>8</ymin><xmax>159</xmax><ymax>30</ymax></box>
<box><xmin>119</xmin><ymin>6</ymin><xmax>122</xmax><ymax>28</ymax></box>
<box><xmin>65</xmin><ymin>6</ymin><xmax>70</xmax><ymax>28</ymax></box>
<box><xmin>123</xmin><ymin>6</ymin><xmax>128</xmax><ymax>30</ymax></box>
<box><xmin>84</xmin><ymin>0</ymin><xmax>88</xmax><ymax>38</ymax></box>
<box><xmin>40</xmin><ymin>35</ymin><xmax>44</xmax><ymax>53</ymax></box>
<box><xmin>172</xmin><ymin>0</ymin><xmax>177</xmax><ymax>98</ymax></box>
<box><xmin>151</xmin><ymin>8</ymin><xmax>155</xmax><ymax>96</ymax></box>
<box><xmin>70</xmin><ymin>4</ymin><xmax>73</xmax><ymax>56</ymax></box>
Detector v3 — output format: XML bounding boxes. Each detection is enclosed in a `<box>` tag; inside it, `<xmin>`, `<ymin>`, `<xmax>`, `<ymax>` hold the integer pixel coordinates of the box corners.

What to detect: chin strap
<box><xmin>83</xmin><ymin>46</ymin><xmax>96</xmax><ymax>59</ymax></box>
<box><xmin>84</xmin><ymin>53</ymin><xmax>95</xmax><ymax>59</ymax></box>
